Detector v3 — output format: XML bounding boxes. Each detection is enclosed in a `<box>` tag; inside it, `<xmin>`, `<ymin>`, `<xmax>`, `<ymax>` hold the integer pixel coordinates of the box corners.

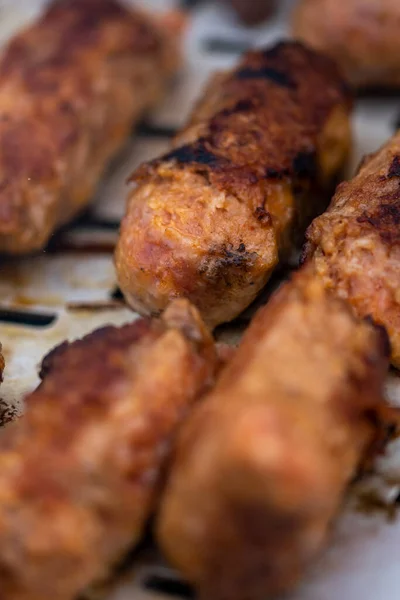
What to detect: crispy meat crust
<box><xmin>0</xmin><ymin>300</ymin><xmax>218</xmax><ymax>600</ymax></box>
<box><xmin>0</xmin><ymin>0</ymin><xmax>178</xmax><ymax>254</ymax></box>
<box><xmin>303</xmin><ymin>132</ymin><xmax>400</xmax><ymax>368</ymax></box>
<box><xmin>115</xmin><ymin>41</ymin><xmax>352</xmax><ymax>328</ymax></box>
<box><xmin>292</xmin><ymin>0</ymin><xmax>400</xmax><ymax>89</ymax></box>
<box><xmin>157</xmin><ymin>271</ymin><xmax>388</xmax><ymax>600</ymax></box>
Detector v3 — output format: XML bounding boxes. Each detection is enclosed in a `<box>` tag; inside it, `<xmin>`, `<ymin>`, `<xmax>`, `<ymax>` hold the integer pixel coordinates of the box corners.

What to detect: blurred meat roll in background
<box><xmin>0</xmin><ymin>0</ymin><xmax>179</xmax><ymax>254</ymax></box>
<box><xmin>292</xmin><ymin>0</ymin><xmax>400</xmax><ymax>89</ymax></box>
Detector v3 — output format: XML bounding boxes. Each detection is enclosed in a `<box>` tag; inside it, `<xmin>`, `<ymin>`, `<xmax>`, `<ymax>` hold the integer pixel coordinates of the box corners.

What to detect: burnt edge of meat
<box><xmin>263</xmin><ymin>149</ymin><xmax>317</xmax><ymax>180</ymax></box>
<box><xmin>161</xmin><ymin>139</ymin><xmax>223</xmax><ymax>168</ymax></box>
<box><xmin>388</xmin><ymin>156</ymin><xmax>400</xmax><ymax>178</ymax></box>
<box><xmin>39</xmin><ymin>319</ymin><xmax>153</xmax><ymax>381</ymax></box>
<box><xmin>235</xmin><ymin>66</ymin><xmax>296</xmax><ymax>89</ymax></box>
<box><xmin>159</xmin><ymin>138</ymin><xmax>318</xmax><ymax>182</ymax></box>
<box><xmin>143</xmin><ymin>41</ymin><xmax>348</xmax><ymax>188</ymax></box>
<box><xmin>259</xmin><ymin>40</ymin><xmax>352</xmax><ymax>98</ymax></box>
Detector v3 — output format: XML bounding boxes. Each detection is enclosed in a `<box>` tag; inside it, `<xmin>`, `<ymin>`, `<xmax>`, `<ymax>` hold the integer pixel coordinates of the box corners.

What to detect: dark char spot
<box><xmin>254</xmin><ymin>206</ymin><xmax>272</xmax><ymax>224</ymax></box>
<box><xmin>357</xmin><ymin>201</ymin><xmax>400</xmax><ymax>245</ymax></box>
<box><xmin>198</xmin><ymin>245</ymin><xmax>258</xmax><ymax>288</ymax></box>
<box><xmin>388</xmin><ymin>156</ymin><xmax>400</xmax><ymax>178</ymax></box>
<box><xmin>218</xmin><ymin>99</ymin><xmax>255</xmax><ymax>119</ymax></box>
<box><xmin>357</xmin><ymin>203</ymin><xmax>400</xmax><ymax>228</ymax></box>
<box><xmin>162</xmin><ymin>140</ymin><xmax>221</xmax><ymax>168</ymax></box>
<box><xmin>235</xmin><ymin>66</ymin><xmax>296</xmax><ymax>89</ymax></box>
<box><xmin>265</xmin><ymin>167</ymin><xmax>287</xmax><ymax>180</ymax></box>
<box><xmin>292</xmin><ymin>150</ymin><xmax>317</xmax><ymax>177</ymax></box>
<box><xmin>264</xmin><ymin>150</ymin><xmax>316</xmax><ymax>180</ymax></box>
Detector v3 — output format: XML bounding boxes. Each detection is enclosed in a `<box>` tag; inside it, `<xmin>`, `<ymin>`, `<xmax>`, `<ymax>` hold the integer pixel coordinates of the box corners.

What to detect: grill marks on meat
<box><xmin>0</xmin><ymin>300</ymin><xmax>218</xmax><ymax>600</ymax></box>
<box><xmin>116</xmin><ymin>41</ymin><xmax>352</xmax><ymax>328</ymax></box>
<box><xmin>304</xmin><ymin>131</ymin><xmax>400</xmax><ymax>368</ymax></box>
<box><xmin>148</xmin><ymin>42</ymin><xmax>350</xmax><ymax>185</ymax></box>
<box><xmin>0</xmin><ymin>0</ymin><xmax>178</xmax><ymax>253</ymax></box>
<box><xmin>157</xmin><ymin>270</ymin><xmax>389</xmax><ymax>600</ymax></box>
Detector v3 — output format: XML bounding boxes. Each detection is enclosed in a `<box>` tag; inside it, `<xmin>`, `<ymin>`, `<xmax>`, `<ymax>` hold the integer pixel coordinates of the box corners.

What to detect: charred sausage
<box><xmin>115</xmin><ymin>41</ymin><xmax>352</xmax><ymax>328</ymax></box>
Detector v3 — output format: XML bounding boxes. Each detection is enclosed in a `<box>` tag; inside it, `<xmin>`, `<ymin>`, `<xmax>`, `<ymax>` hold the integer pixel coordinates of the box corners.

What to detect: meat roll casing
<box><xmin>157</xmin><ymin>271</ymin><xmax>388</xmax><ymax>600</ymax></box>
<box><xmin>115</xmin><ymin>41</ymin><xmax>352</xmax><ymax>328</ymax></box>
<box><xmin>0</xmin><ymin>0</ymin><xmax>178</xmax><ymax>254</ymax></box>
<box><xmin>304</xmin><ymin>131</ymin><xmax>400</xmax><ymax>368</ymax></box>
<box><xmin>0</xmin><ymin>300</ymin><xmax>217</xmax><ymax>600</ymax></box>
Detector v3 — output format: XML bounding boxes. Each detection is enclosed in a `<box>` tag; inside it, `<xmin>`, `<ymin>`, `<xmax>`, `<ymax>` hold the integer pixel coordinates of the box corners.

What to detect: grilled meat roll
<box><xmin>292</xmin><ymin>0</ymin><xmax>400</xmax><ymax>89</ymax></box>
<box><xmin>0</xmin><ymin>0</ymin><xmax>179</xmax><ymax>254</ymax></box>
<box><xmin>304</xmin><ymin>131</ymin><xmax>400</xmax><ymax>369</ymax></box>
<box><xmin>157</xmin><ymin>270</ymin><xmax>388</xmax><ymax>600</ymax></box>
<box><xmin>115</xmin><ymin>41</ymin><xmax>352</xmax><ymax>328</ymax></box>
<box><xmin>0</xmin><ymin>300</ymin><xmax>218</xmax><ymax>600</ymax></box>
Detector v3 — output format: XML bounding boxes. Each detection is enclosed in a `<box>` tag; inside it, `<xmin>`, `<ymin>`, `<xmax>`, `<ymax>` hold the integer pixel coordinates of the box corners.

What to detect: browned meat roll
<box><xmin>0</xmin><ymin>0</ymin><xmax>179</xmax><ymax>254</ymax></box>
<box><xmin>0</xmin><ymin>300</ymin><xmax>218</xmax><ymax>600</ymax></box>
<box><xmin>157</xmin><ymin>270</ymin><xmax>388</xmax><ymax>600</ymax></box>
<box><xmin>292</xmin><ymin>0</ymin><xmax>400</xmax><ymax>89</ymax></box>
<box><xmin>303</xmin><ymin>131</ymin><xmax>400</xmax><ymax>369</ymax></box>
<box><xmin>115</xmin><ymin>41</ymin><xmax>352</xmax><ymax>329</ymax></box>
